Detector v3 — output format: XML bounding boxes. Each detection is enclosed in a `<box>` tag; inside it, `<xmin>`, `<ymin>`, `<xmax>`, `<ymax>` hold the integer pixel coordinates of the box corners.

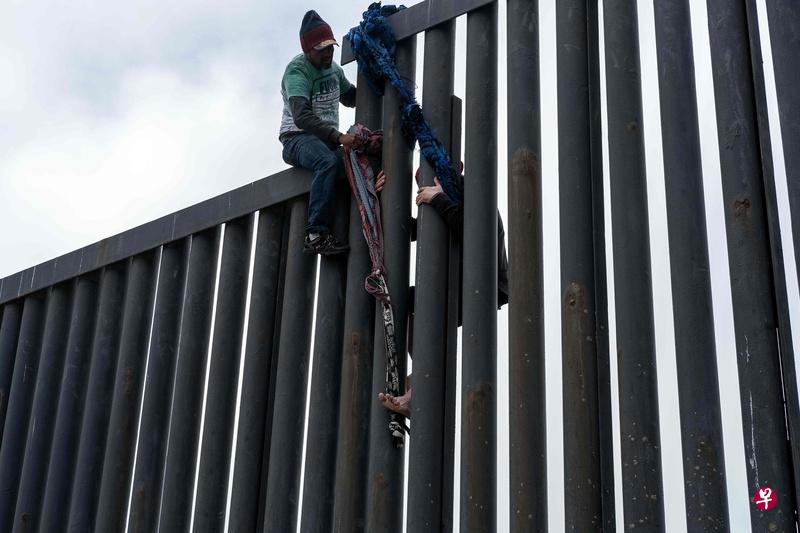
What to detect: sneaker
<box><xmin>303</xmin><ymin>233</ymin><xmax>349</xmax><ymax>255</ymax></box>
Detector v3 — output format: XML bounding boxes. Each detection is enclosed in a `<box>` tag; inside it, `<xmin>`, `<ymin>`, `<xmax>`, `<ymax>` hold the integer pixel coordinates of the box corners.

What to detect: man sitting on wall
<box><xmin>279</xmin><ymin>10</ymin><xmax>359</xmax><ymax>255</ymax></box>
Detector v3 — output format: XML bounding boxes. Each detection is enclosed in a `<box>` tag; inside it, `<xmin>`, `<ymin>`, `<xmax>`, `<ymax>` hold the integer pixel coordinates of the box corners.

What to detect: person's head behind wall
<box><xmin>300</xmin><ymin>10</ymin><xmax>338</xmax><ymax>70</ymax></box>
<box><xmin>414</xmin><ymin>160</ymin><xmax>465</xmax><ymax>186</ymax></box>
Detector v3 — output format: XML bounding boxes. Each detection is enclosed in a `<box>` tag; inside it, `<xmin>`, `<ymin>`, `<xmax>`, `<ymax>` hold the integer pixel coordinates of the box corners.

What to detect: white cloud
<box><xmin>0</xmin><ymin>63</ymin><xmax>282</xmax><ymax>274</ymax></box>
<box><xmin>0</xmin><ymin>1</ymin><xmax>364</xmax><ymax>277</ymax></box>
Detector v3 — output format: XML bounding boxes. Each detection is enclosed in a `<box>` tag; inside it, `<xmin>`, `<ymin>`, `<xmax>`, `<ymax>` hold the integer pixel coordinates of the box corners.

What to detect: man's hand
<box><xmin>375</xmin><ymin>170</ymin><xmax>387</xmax><ymax>192</ymax></box>
<box><xmin>416</xmin><ymin>177</ymin><xmax>444</xmax><ymax>205</ymax></box>
<box><xmin>338</xmin><ymin>133</ymin><xmax>361</xmax><ymax>148</ymax></box>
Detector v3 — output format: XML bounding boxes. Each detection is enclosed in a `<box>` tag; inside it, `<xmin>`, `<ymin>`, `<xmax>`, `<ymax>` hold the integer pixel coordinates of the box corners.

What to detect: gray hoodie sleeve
<box><xmin>340</xmin><ymin>86</ymin><xmax>357</xmax><ymax>108</ymax></box>
<box><xmin>288</xmin><ymin>96</ymin><xmax>342</xmax><ymax>143</ymax></box>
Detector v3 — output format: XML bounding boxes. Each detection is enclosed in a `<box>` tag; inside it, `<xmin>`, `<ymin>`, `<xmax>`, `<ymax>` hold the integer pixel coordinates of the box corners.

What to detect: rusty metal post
<box><xmin>298</xmin><ymin>187</ymin><xmax>348</xmax><ymax>532</ymax></box>
<box><xmin>0</xmin><ymin>292</ymin><xmax>46</xmax><ymax>531</ymax></box>
<box><xmin>706</xmin><ymin>1</ymin><xmax>798</xmax><ymax>529</ymax></box>
<box><xmin>506</xmin><ymin>0</ymin><xmax>546</xmax><ymax>530</ymax></box>
<box><xmin>461</xmin><ymin>2</ymin><xmax>498</xmax><ymax>531</ymax></box>
<box><xmin>557</xmin><ymin>0</ymin><xmax>610</xmax><ymax>529</ymax></box>
<box><xmin>0</xmin><ymin>301</ymin><xmax>22</xmax><ymax>442</ymax></box>
<box><xmin>745</xmin><ymin>0</ymin><xmax>800</xmax><ymax>517</ymax></box>
<box><xmin>587</xmin><ymin>0</ymin><xmax>615</xmax><ymax>527</ymax></box>
<box><xmin>38</xmin><ymin>273</ymin><xmax>101</xmax><ymax>532</ymax></box>
<box><xmin>66</xmin><ymin>253</ymin><xmax>156</xmax><ymax>532</ymax></box>
<box><xmin>64</xmin><ymin>261</ymin><xmax>128</xmax><ymax>530</ymax></box>
<box><xmin>125</xmin><ymin>241</ymin><xmax>187</xmax><ymax>531</ymax></box>
<box><xmin>8</xmin><ymin>283</ymin><xmax>73</xmax><ymax>533</ymax></box>
<box><xmin>406</xmin><ymin>18</ymin><xmax>455</xmax><ymax>533</ymax></box>
<box><xmin>156</xmin><ymin>228</ymin><xmax>221</xmax><ymax>532</ymax></box>
<box><xmin>262</xmin><ymin>197</ymin><xmax>318</xmax><ymax>531</ymax></box>
<box><xmin>229</xmin><ymin>205</ymin><xmax>287</xmax><ymax>532</ymax></box>
<box><xmin>192</xmin><ymin>214</ymin><xmax>255</xmax><ymax>533</ymax></box>
<box><xmin>94</xmin><ymin>246</ymin><xmax>163</xmax><ymax>533</ymax></box>
<box><xmin>126</xmin><ymin>240</ymin><xmax>190</xmax><ymax>533</ymax></box>
<box><xmin>764</xmin><ymin>0</ymin><xmax>800</xmax><ymax>275</ymax></box>
<box><xmin>603</xmin><ymin>0</ymin><xmax>665</xmax><ymax>528</ymax></box>
<box><xmin>113</xmin><ymin>239</ymin><xmax>189</xmax><ymax>531</ymax></box>
<box><xmin>332</xmin><ymin>70</ymin><xmax>381</xmax><ymax>532</ymax></box>
<box><xmin>254</xmin><ymin>214</ymin><xmax>290</xmax><ymax>531</ymax></box>
<box><xmin>442</xmin><ymin>95</ymin><xmax>463</xmax><ymax>533</ymax></box>
<box><xmin>653</xmin><ymin>0</ymin><xmax>730</xmax><ymax>529</ymax></box>
<box><xmin>364</xmin><ymin>36</ymin><xmax>415</xmax><ymax>533</ymax></box>
<box><xmin>12</xmin><ymin>283</ymin><xmax>78</xmax><ymax>533</ymax></box>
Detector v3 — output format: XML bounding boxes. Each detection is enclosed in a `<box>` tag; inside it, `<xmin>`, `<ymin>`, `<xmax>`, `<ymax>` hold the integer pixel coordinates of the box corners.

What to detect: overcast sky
<box><xmin>0</xmin><ymin>0</ymin><xmax>367</xmax><ymax>279</ymax></box>
<box><xmin>1</xmin><ymin>0</ymin><xmax>798</xmax><ymax>532</ymax></box>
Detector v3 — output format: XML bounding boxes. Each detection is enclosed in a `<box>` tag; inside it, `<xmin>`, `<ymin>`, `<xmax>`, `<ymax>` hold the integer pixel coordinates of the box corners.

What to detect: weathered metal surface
<box><xmin>406</xmin><ymin>18</ymin><xmax>455</xmax><ymax>533</ymax></box>
<box><xmin>91</xmin><ymin>247</ymin><xmax>161</xmax><ymax>533</ymax></box>
<box><xmin>441</xmin><ymin>95</ymin><xmax>462</xmax><ymax>533</ymax></box>
<box><xmin>0</xmin><ymin>293</ymin><xmax>47</xmax><ymax>531</ymax></box>
<box><xmin>37</xmin><ymin>273</ymin><xmax>100</xmax><ymax>532</ymax></box>
<box><xmin>229</xmin><ymin>205</ymin><xmax>286</xmax><ymax>532</ymax></box>
<box><xmin>190</xmin><ymin>215</ymin><xmax>255</xmax><ymax>532</ymax></box>
<box><xmin>653</xmin><ymin>0</ymin><xmax>730</xmax><ymax>529</ymax></box>
<box><xmin>744</xmin><ymin>0</ymin><xmax>800</xmax><ymax>519</ymax></box>
<box><xmin>298</xmin><ymin>186</ymin><xmax>349</xmax><ymax>532</ymax></box>
<box><xmin>156</xmin><ymin>227</ymin><xmax>221</xmax><ymax>532</ymax></box>
<box><xmin>122</xmin><ymin>240</ymin><xmax>188</xmax><ymax>533</ymax></box>
<box><xmin>8</xmin><ymin>283</ymin><xmax>73</xmax><ymax>533</ymax></box>
<box><xmin>340</xmin><ymin>0</ymin><xmax>495</xmax><ymax>64</ymax></box>
<box><xmin>65</xmin><ymin>261</ymin><xmax>127</xmax><ymax>531</ymax></box>
<box><xmin>742</xmin><ymin>1</ymin><xmax>800</xmax><ymax>527</ymax></box>
<box><xmin>561</xmin><ymin>282</ymin><xmax>603</xmax><ymax>531</ymax></box>
<box><xmin>255</xmin><ymin>211</ymin><xmax>291</xmax><ymax>531</ymax></box>
<box><xmin>585</xmin><ymin>0</ymin><xmax>615</xmax><ymax>527</ymax></box>
<box><xmin>460</xmin><ymin>3</ymin><xmax>498</xmax><ymax>531</ymax></box>
<box><xmin>332</xmin><ymin>70</ymin><xmax>381</xmax><ymax>533</ymax></box>
<box><xmin>0</xmin><ymin>301</ymin><xmax>23</xmax><ymax>443</ymax></box>
<box><xmin>364</xmin><ymin>37</ymin><xmax>415</xmax><ymax>533</ymax></box>
<box><xmin>557</xmin><ymin>0</ymin><xmax>608</xmax><ymax>528</ymax></box>
<box><xmin>707</xmin><ymin>0</ymin><xmax>798</xmax><ymax>529</ymax></box>
<box><xmin>71</xmin><ymin>254</ymin><xmax>153</xmax><ymax>532</ymax></box>
<box><xmin>603</xmin><ymin>0</ymin><xmax>665</xmax><ymax>528</ymax></box>
<box><xmin>507</xmin><ymin>0</ymin><xmax>547</xmax><ymax>530</ymax></box>
<box><xmin>0</xmin><ymin>168</ymin><xmax>312</xmax><ymax>305</ymax></box>
<box><xmin>262</xmin><ymin>197</ymin><xmax>318</xmax><ymax>531</ymax></box>
<box><xmin>764</xmin><ymin>0</ymin><xmax>800</xmax><ymax>277</ymax></box>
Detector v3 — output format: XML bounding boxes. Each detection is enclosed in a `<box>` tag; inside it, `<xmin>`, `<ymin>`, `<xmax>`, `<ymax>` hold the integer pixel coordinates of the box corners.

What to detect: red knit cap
<box><xmin>300</xmin><ymin>10</ymin><xmax>338</xmax><ymax>53</ymax></box>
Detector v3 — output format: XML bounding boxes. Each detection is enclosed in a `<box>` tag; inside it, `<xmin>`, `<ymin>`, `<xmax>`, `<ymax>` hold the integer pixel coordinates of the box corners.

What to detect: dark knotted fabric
<box><xmin>348</xmin><ymin>3</ymin><xmax>461</xmax><ymax>204</ymax></box>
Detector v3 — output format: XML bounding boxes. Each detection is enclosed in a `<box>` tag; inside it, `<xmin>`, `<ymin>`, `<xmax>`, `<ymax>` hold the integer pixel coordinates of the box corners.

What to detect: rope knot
<box><xmin>348</xmin><ymin>2</ymin><xmax>461</xmax><ymax>204</ymax></box>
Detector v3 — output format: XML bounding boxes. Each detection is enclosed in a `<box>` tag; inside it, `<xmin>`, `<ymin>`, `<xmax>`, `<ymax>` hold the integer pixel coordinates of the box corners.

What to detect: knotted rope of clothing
<box><xmin>347</xmin><ymin>2</ymin><xmax>461</xmax><ymax>204</ymax></box>
<box><xmin>342</xmin><ymin>124</ymin><xmax>407</xmax><ymax>447</ymax></box>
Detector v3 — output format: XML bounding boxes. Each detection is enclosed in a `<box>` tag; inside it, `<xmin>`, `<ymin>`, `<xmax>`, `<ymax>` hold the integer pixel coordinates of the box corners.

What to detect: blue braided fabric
<box><xmin>348</xmin><ymin>2</ymin><xmax>461</xmax><ymax>203</ymax></box>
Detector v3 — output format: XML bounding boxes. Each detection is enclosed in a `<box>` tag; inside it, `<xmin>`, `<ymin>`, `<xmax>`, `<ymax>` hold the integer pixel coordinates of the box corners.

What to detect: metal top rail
<box><xmin>0</xmin><ymin>168</ymin><xmax>311</xmax><ymax>305</ymax></box>
<box><xmin>340</xmin><ymin>0</ymin><xmax>494</xmax><ymax>64</ymax></box>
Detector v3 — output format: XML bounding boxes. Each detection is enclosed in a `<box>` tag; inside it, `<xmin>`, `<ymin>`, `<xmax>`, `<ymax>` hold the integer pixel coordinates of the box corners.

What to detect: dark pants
<box><xmin>282</xmin><ymin>133</ymin><xmax>343</xmax><ymax>235</ymax></box>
